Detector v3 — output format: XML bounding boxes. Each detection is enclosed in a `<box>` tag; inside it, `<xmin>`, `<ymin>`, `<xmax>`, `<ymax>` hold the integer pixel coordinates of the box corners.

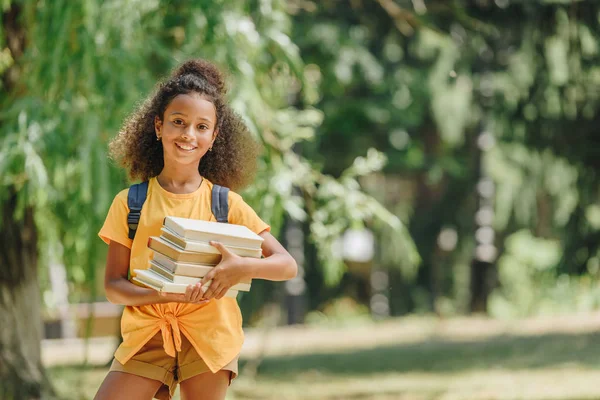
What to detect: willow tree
<box><xmin>0</xmin><ymin>1</ymin><xmax>414</xmax><ymax>398</ymax></box>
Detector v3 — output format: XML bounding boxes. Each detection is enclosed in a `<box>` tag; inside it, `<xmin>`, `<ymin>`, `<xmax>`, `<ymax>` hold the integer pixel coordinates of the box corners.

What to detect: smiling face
<box><xmin>154</xmin><ymin>93</ymin><xmax>218</xmax><ymax>169</ymax></box>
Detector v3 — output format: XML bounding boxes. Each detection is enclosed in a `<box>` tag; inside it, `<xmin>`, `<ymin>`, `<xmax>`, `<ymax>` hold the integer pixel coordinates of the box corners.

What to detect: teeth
<box><xmin>176</xmin><ymin>143</ymin><xmax>195</xmax><ymax>150</ymax></box>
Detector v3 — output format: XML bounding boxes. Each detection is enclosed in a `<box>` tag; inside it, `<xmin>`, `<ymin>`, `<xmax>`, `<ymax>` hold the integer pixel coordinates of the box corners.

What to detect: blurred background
<box><xmin>2</xmin><ymin>0</ymin><xmax>600</xmax><ymax>399</ymax></box>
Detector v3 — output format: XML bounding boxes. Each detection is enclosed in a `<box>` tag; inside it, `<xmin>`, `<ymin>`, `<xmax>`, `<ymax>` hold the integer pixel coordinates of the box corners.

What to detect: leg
<box><xmin>179</xmin><ymin>370</ymin><xmax>231</xmax><ymax>400</ymax></box>
<box><xmin>94</xmin><ymin>371</ymin><xmax>164</xmax><ymax>400</ymax></box>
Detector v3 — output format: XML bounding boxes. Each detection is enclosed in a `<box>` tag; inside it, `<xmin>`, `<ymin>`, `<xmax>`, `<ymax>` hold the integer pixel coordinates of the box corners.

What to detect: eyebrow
<box><xmin>169</xmin><ymin>112</ymin><xmax>213</xmax><ymax>122</ymax></box>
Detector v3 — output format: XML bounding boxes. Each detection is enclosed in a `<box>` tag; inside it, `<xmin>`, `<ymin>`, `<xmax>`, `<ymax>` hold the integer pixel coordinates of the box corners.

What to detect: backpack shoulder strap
<box><xmin>211</xmin><ymin>184</ymin><xmax>230</xmax><ymax>223</ymax></box>
<box><xmin>127</xmin><ymin>181</ymin><xmax>149</xmax><ymax>239</ymax></box>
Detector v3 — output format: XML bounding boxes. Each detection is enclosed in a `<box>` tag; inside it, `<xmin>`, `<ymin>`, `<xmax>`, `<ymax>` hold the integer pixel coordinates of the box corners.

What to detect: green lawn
<box><xmin>49</xmin><ymin>316</ymin><xmax>600</xmax><ymax>400</ymax></box>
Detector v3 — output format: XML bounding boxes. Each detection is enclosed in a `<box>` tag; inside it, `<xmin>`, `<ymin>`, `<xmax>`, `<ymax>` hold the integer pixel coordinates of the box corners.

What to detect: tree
<box><xmin>291</xmin><ymin>0</ymin><xmax>600</xmax><ymax>316</ymax></box>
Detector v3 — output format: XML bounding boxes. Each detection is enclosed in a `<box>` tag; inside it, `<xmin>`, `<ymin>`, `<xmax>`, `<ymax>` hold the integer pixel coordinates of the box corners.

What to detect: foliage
<box><xmin>0</xmin><ymin>0</ymin><xmax>414</xmax><ymax>317</ymax></box>
<box><xmin>3</xmin><ymin>0</ymin><xmax>600</xmax><ymax>324</ymax></box>
<box><xmin>291</xmin><ymin>0</ymin><xmax>600</xmax><ymax>316</ymax></box>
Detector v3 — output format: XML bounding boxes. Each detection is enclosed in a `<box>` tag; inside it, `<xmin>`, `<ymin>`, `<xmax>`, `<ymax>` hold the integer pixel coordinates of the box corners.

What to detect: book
<box><xmin>152</xmin><ymin>252</ymin><xmax>215</xmax><ymax>277</ymax></box>
<box><xmin>150</xmin><ymin>260</ymin><xmax>205</xmax><ymax>284</ymax></box>
<box><xmin>160</xmin><ymin>227</ymin><xmax>263</xmax><ymax>258</ymax></box>
<box><xmin>133</xmin><ymin>276</ymin><xmax>238</xmax><ymax>298</ymax></box>
<box><xmin>133</xmin><ymin>269</ymin><xmax>249</xmax><ymax>295</ymax></box>
<box><xmin>149</xmin><ymin>260</ymin><xmax>251</xmax><ymax>287</ymax></box>
<box><xmin>163</xmin><ymin>216</ymin><xmax>264</xmax><ymax>249</ymax></box>
<box><xmin>148</xmin><ymin>236</ymin><xmax>222</xmax><ymax>265</ymax></box>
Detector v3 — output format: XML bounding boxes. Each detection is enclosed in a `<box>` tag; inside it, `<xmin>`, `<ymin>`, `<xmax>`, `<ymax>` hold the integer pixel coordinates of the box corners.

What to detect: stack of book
<box><xmin>133</xmin><ymin>216</ymin><xmax>264</xmax><ymax>299</ymax></box>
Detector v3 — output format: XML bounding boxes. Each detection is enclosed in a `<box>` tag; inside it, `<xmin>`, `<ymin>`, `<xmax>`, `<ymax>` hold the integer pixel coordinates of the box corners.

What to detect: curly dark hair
<box><xmin>109</xmin><ymin>59</ymin><xmax>260</xmax><ymax>191</ymax></box>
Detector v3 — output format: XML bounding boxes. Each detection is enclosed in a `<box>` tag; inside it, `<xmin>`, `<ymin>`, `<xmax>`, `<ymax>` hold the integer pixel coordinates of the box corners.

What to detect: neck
<box><xmin>156</xmin><ymin>163</ymin><xmax>203</xmax><ymax>194</ymax></box>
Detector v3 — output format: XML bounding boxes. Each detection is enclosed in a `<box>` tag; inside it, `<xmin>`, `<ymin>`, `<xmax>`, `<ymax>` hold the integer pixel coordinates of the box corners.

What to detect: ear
<box><xmin>211</xmin><ymin>128</ymin><xmax>219</xmax><ymax>144</ymax></box>
<box><xmin>154</xmin><ymin>116</ymin><xmax>163</xmax><ymax>137</ymax></box>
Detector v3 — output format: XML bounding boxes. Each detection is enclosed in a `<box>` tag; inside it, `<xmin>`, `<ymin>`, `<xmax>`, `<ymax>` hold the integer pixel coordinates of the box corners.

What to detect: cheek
<box><xmin>197</xmin><ymin>131</ymin><xmax>215</xmax><ymax>142</ymax></box>
<box><xmin>161</xmin><ymin>124</ymin><xmax>176</xmax><ymax>136</ymax></box>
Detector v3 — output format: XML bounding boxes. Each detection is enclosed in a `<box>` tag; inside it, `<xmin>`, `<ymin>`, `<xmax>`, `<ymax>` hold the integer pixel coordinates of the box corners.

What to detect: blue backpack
<box><xmin>127</xmin><ymin>181</ymin><xmax>230</xmax><ymax>240</ymax></box>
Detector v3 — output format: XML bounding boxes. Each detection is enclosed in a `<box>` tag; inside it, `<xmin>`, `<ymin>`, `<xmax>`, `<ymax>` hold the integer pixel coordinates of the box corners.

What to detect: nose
<box><xmin>181</xmin><ymin>125</ymin><xmax>194</xmax><ymax>139</ymax></box>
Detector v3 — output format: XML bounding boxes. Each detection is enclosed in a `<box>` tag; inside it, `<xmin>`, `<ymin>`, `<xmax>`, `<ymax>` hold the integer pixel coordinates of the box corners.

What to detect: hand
<box><xmin>158</xmin><ymin>283</ymin><xmax>210</xmax><ymax>305</ymax></box>
<box><xmin>201</xmin><ymin>241</ymin><xmax>248</xmax><ymax>300</ymax></box>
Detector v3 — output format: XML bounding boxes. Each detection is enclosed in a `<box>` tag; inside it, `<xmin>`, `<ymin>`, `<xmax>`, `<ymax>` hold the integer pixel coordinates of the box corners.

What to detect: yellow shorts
<box><xmin>110</xmin><ymin>332</ymin><xmax>238</xmax><ymax>400</ymax></box>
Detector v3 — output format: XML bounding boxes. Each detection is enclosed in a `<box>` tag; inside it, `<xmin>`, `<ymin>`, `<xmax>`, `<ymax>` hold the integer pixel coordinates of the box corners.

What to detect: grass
<box><xmin>48</xmin><ymin>315</ymin><xmax>600</xmax><ymax>400</ymax></box>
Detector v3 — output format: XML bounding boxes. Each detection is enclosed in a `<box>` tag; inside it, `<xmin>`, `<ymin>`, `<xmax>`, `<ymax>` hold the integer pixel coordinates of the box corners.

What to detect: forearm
<box><xmin>243</xmin><ymin>253</ymin><xmax>297</xmax><ymax>281</ymax></box>
<box><xmin>105</xmin><ymin>277</ymin><xmax>169</xmax><ymax>306</ymax></box>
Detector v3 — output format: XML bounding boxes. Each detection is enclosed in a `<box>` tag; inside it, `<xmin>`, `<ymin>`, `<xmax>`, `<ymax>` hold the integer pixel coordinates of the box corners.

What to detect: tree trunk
<box><xmin>0</xmin><ymin>190</ymin><xmax>54</xmax><ymax>399</ymax></box>
<box><xmin>469</xmin><ymin>259</ymin><xmax>494</xmax><ymax>313</ymax></box>
<box><xmin>469</xmin><ymin>120</ymin><xmax>496</xmax><ymax>314</ymax></box>
<box><xmin>1</xmin><ymin>3</ymin><xmax>53</xmax><ymax>398</ymax></box>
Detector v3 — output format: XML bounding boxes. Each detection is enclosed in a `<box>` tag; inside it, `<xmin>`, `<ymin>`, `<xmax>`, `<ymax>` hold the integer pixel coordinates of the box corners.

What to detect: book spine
<box><xmin>150</xmin><ymin>261</ymin><xmax>202</xmax><ymax>284</ymax></box>
<box><xmin>187</xmin><ymin>232</ymin><xmax>263</xmax><ymax>249</ymax></box>
<box><xmin>172</xmin><ymin>275</ymin><xmax>202</xmax><ymax>285</ymax></box>
<box><xmin>152</xmin><ymin>254</ymin><xmax>175</xmax><ymax>272</ymax></box>
<box><xmin>162</xmin><ymin>282</ymin><xmax>239</xmax><ymax>298</ymax></box>
<box><xmin>134</xmin><ymin>276</ymin><xmax>240</xmax><ymax>299</ymax></box>
<box><xmin>179</xmin><ymin>239</ymin><xmax>261</xmax><ymax>258</ymax></box>
<box><xmin>174</xmin><ymin>264</ymin><xmax>214</xmax><ymax>278</ymax></box>
<box><xmin>177</xmin><ymin>240</ymin><xmax>219</xmax><ymax>254</ymax></box>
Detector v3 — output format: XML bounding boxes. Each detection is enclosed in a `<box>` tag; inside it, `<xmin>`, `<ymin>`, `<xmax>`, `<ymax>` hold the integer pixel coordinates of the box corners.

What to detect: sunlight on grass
<box><xmin>50</xmin><ymin>329</ymin><xmax>600</xmax><ymax>400</ymax></box>
<box><xmin>48</xmin><ymin>315</ymin><xmax>600</xmax><ymax>400</ymax></box>
<box><xmin>232</xmin><ymin>368</ymin><xmax>600</xmax><ymax>400</ymax></box>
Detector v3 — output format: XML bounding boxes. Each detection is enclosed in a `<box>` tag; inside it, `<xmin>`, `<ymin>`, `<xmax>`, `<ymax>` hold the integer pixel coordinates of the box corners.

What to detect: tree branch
<box><xmin>374</xmin><ymin>0</ymin><xmax>447</xmax><ymax>37</ymax></box>
<box><xmin>375</xmin><ymin>0</ymin><xmax>419</xmax><ymax>35</ymax></box>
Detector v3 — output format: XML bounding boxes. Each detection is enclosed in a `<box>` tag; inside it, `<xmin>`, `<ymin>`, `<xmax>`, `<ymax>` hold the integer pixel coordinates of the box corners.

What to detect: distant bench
<box><xmin>43</xmin><ymin>302</ymin><xmax>123</xmax><ymax>339</ymax></box>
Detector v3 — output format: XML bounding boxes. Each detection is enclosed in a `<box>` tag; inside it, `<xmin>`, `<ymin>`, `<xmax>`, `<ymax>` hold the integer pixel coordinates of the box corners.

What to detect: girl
<box><xmin>94</xmin><ymin>59</ymin><xmax>297</xmax><ymax>400</ymax></box>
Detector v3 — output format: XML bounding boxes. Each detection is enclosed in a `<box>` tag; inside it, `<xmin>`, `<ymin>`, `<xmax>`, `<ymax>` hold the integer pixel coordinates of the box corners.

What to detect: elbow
<box><xmin>286</xmin><ymin>256</ymin><xmax>298</xmax><ymax>280</ymax></box>
<box><xmin>104</xmin><ymin>287</ymin><xmax>118</xmax><ymax>305</ymax></box>
<box><xmin>104</xmin><ymin>279</ymin><xmax>122</xmax><ymax>305</ymax></box>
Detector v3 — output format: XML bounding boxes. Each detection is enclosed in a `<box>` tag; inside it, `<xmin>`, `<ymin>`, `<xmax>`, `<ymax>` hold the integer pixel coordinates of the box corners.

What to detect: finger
<box><xmin>185</xmin><ymin>284</ymin><xmax>200</xmax><ymax>302</ymax></box>
<box><xmin>196</xmin><ymin>283</ymin><xmax>208</xmax><ymax>302</ymax></box>
<box><xmin>210</xmin><ymin>241</ymin><xmax>231</xmax><ymax>256</ymax></box>
<box><xmin>184</xmin><ymin>284</ymin><xmax>194</xmax><ymax>301</ymax></box>
<box><xmin>202</xmin><ymin>287</ymin><xmax>214</xmax><ymax>300</ymax></box>
<box><xmin>204</xmin><ymin>286</ymin><xmax>213</xmax><ymax>300</ymax></box>
<box><xmin>215</xmin><ymin>286</ymin><xmax>229</xmax><ymax>300</ymax></box>
<box><xmin>201</xmin><ymin>269</ymin><xmax>216</xmax><ymax>287</ymax></box>
<box><xmin>203</xmin><ymin>282</ymin><xmax>220</xmax><ymax>300</ymax></box>
<box><xmin>189</xmin><ymin>283</ymin><xmax>204</xmax><ymax>302</ymax></box>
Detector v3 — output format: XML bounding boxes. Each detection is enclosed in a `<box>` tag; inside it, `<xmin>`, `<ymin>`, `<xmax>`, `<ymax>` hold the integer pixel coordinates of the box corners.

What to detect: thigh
<box><xmin>93</xmin><ymin>371</ymin><xmax>163</xmax><ymax>400</ymax></box>
<box><xmin>179</xmin><ymin>370</ymin><xmax>231</xmax><ymax>400</ymax></box>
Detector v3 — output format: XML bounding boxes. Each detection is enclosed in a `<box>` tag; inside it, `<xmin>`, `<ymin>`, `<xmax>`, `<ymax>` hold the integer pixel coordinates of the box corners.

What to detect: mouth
<box><xmin>175</xmin><ymin>142</ymin><xmax>197</xmax><ymax>152</ymax></box>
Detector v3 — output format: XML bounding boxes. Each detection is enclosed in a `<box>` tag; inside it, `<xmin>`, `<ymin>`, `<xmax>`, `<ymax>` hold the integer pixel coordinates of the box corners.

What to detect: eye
<box><xmin>198</xmin><ymin>124</ymin><xmax>209</xmax><ymax>130</ymax></box>
<box><xmin>173</xmin><ymin>119</ymin><xmax>184</xmax><ymax>125</ymax></box>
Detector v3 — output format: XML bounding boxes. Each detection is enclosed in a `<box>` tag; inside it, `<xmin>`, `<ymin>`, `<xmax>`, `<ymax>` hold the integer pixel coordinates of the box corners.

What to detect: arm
<box><xmin>104</xmin><ymin>241</ymin><xmax>207</xmax><ymax>306</ymax></box>
<box><xmin>200</xmin><ymin>231</ymin><xmax>298</xmax><ymax>299</ymax></box>
<box><xmin>244</xmin><ymin>231</ymin><xmax>298</xmax><ymax>281</ymax></box>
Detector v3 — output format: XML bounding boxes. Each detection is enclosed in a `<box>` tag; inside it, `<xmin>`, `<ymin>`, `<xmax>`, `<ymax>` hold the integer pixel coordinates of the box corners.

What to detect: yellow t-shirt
<box><xmin>98</xmin><ymin>177</ymin><xmax>270</xmax><ymax>373</ymax></box>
